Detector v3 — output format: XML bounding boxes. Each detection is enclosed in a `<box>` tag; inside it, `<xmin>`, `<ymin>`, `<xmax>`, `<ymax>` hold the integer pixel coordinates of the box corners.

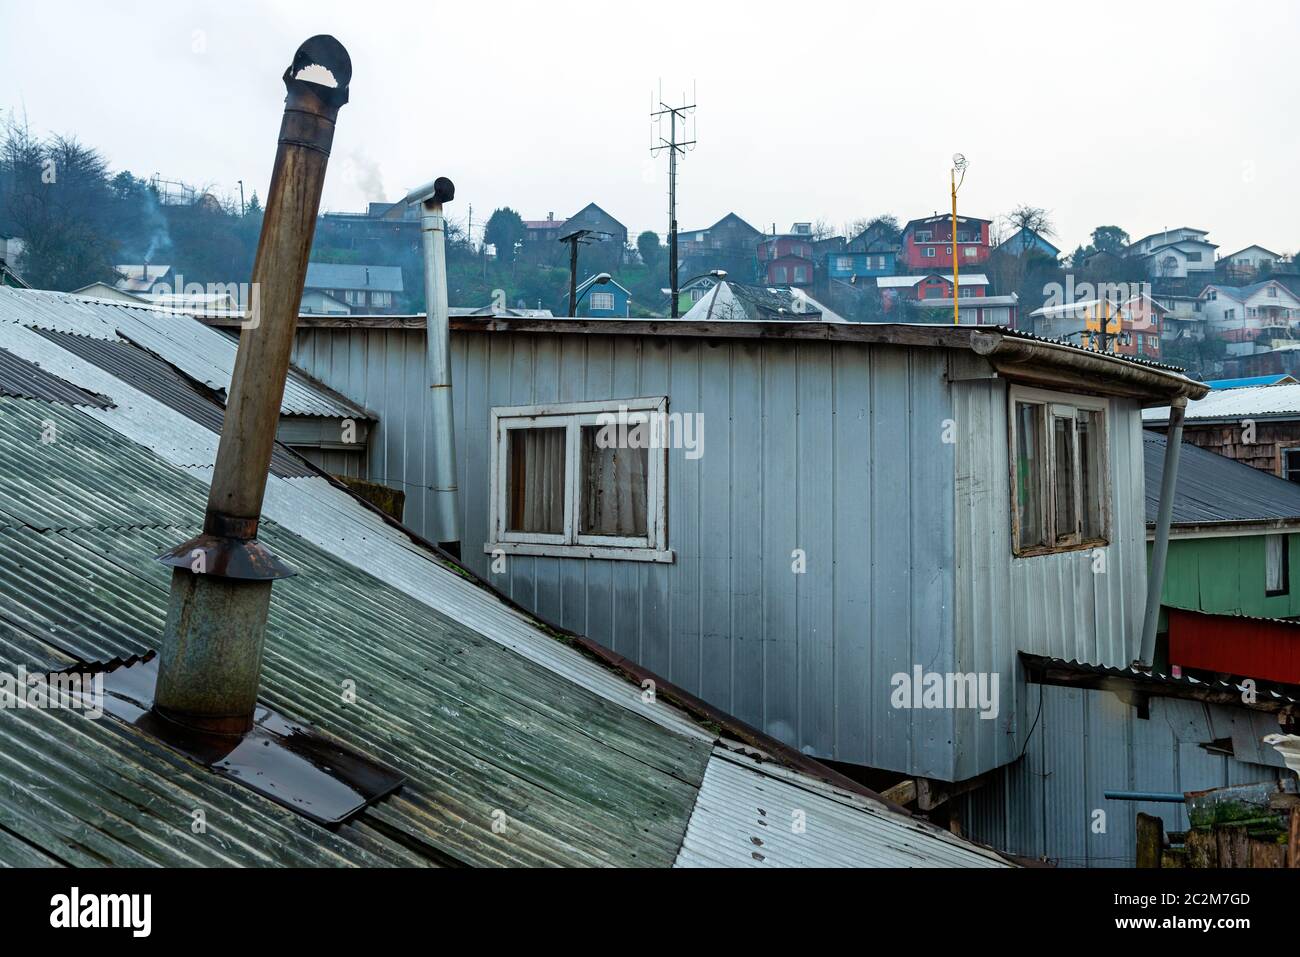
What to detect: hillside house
<box><xmin>999</xmin><ymin>227</ymin><xmax>1060</xmax><ymax>260</ymax></box>
<box><xmin>878</xmin><ymin>272</ymin><xmax>989</xmax><ymax>304</ymax></box>
<box><xmin>303</xmin><ymin>262</ymin><xmax>404</xmax><ymax>314</ymax></box>
<box><xmin>900</xmin><ymin>214</ymin><xmax>991</xmax><ymax>272</ymax></box>
<box><xmin>1126</xmin><ymin>227</ymin><xmax>1217</xmax><ymax>281</ymax></box>
<box><xmin>564</xmin><ymin>274</ymin><xmax>632</xmax><ymax>318</ymax></box>
<box><xmin>677</xmin><ymin>213</ymin><xmax>764</xmax><ymax>280</ymax></box>
<box><xmin>524</xmin><ymin>212</ymin><xmax>568</xmax><ymax>244</ymax></box>
<box><xmin>1029</xmin><ymin>295</ymin><xmax>1166</xmax><ymax>360</ymax></box>
<box><xmin>757</xmin><ymin>231</ymin><xmax>816</xmax><ymax>286</ymax></box>
<box><xmin>1198</xmin><ymin>279</ymin><xmax>1300</xmax><ymax>350</ymax></box>
<box><xmin>561</xmin><ymin>202</ymin><xmax>628</xmax><ymax>248</ymax></box>
<box><xmin>1219</xmin><ymin>245</ymin><xmax>1282</xmax><ymax>283</ymax></box>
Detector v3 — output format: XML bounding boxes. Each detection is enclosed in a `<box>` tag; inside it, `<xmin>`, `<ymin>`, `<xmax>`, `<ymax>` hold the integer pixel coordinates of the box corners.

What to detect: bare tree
<box><xmin>1004</xmin><ymin>205</ymin><xmax>1055</xmax><ymax>241</ymax></box>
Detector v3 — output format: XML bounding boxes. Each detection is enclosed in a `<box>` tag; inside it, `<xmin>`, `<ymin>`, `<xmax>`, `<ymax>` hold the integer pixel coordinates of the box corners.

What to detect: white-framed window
<box><xmin>924</xmin><ymin>247</ymin><xmax>937</xmax><ymax>258</ymax></box>
<box><xmin>589</xmin><ymin>291</ymin><xmax>615</xmax><ymax>311</ymax></box>
<box><xmin>964</xmin><ymin>246</ymin><xmax>977</xmax><ymax>258</ymax></box>
<box><xmin>836</xmin><ymin>256</ymin><xmax>854</xmax><ymax>271</ymax></box>
<box><xmin>1266</xmin><ymin>534</ymin><xmax>1290</xmax><ymax>596</ymax></box>
<box><xmin>916</xmin><ymin>230</ymin><xmax>933</xmax><ymax>242</ymax></box>
<box><xmin>1009</xmin><ymin>386</ymin><xmax>1110</xmax><ymax>555</ymax></box>
<box><xmin>371</xmin><ymin>291</ymin><xmax>391</xmax><ymax>307</ymax></box>
<box><xmin>487</xmin><ymin>398</ymin><xmax>672</xmax><ymax>563</ymax></box>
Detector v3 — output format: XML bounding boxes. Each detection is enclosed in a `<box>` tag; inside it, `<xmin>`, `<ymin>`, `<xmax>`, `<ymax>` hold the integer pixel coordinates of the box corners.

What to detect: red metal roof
<box><xmin>1169</xmin><ymin>607</ymin><xmax>1300</xmax><ymax>685</ymax></box>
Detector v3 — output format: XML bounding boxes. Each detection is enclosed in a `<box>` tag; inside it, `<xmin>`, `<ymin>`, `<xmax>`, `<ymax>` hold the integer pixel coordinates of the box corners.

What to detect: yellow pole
<box><xmin>951</xmin><ymin>169</ymin><xmax>959</xmax><ymax>326</ymax></box>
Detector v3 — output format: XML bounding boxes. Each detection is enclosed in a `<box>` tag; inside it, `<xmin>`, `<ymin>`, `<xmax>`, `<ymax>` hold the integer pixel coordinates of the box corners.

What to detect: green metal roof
<box><xmin>0</xmin><ymin>395</ymin><xmax>709</xmax><ymax>866</ymax></box>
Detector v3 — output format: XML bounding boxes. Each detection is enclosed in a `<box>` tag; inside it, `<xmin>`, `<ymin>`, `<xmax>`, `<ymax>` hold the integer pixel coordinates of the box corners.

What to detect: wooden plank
<box><xmin>1290</xmin><ymin>808</ymin><xmax>1300</xmax><ymax>868</ymax></box>
<box><xmin>1136</xmin><ymin>812</ymin><xmax>1164</xmax><ymax>868</ymax></box>
<box><xmin>1186</xmin><ymin>828</ymin><xmax>1218</xmax><ymax>868</ymax></box>
<box><xmin>1216</xmin><ymin>825</ymin><xmax>1249</xmax><ymax>868</ymax></box>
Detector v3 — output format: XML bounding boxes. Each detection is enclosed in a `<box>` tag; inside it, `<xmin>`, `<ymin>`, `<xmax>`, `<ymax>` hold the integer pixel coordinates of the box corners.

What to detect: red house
<box><xmin>900</xmin><ymin>214</ymin><xmax>991</xmax><ymax>272</ymax></box>
<box><xmin>757</xmin><ymin>233</ymin><xmax>815</xmax><ymax>286</ymax></box>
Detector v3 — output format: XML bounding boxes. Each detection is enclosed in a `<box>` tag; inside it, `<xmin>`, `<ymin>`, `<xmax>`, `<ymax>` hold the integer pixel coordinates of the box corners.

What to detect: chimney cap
<box><xmin>284</xmin><ymin>35</ymin><xmax>352</xmax><ymax>109</ymax></box>
<box><xmin>403</xmin><ymin>177</ymin><xmax>455</xmax><ymax>208</ymax></box>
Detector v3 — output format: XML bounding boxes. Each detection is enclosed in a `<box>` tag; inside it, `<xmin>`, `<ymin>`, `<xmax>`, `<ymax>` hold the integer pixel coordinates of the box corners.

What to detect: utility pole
<box><xmin>467</xmin><ymin>203</ymin><xmax>473</xmax><ymax>252</ymax></box>
<box><xmin>950</xmin><ymin>153</ymin><xmax>968</xmax><ymax>326</ymax></box>
<box><xmin>237</xmin><ymin>179</ymin><xmax>246</xmax><ymax>217</ymax></box>
<box><xmin>651</xmin><ymin>88</ymin><xmax>696</xmax><ymax>318</ymax></box>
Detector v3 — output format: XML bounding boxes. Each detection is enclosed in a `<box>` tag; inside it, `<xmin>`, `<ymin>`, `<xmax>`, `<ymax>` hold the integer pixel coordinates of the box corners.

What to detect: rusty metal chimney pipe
<box><xmin>152</xmin><ymin>36</ymin><xmax>351</xmax><ymax>736</ymax></box>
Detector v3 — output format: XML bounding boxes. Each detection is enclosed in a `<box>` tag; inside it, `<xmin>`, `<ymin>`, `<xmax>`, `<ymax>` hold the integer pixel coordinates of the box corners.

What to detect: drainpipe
<box><xmin>1139</xmin><ymin>396</ymin><xmax>1187</xmax><ymax>666</ymax></box>
<box><xmin>404</xmin><ymin>176</ymin><xmax>460</xmax><ymax>556</ymax></box>
<box><xmin>153</xmin><ymin>36</ymin><xmax>351</xmax><ymax>735</ymax></box>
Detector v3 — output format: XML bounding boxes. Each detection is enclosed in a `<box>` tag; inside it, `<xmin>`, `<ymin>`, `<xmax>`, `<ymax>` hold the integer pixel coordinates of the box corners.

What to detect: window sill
<box><xmin>484</xmin><ymin>541</ymin><xmax>675</xmax><ymax>564</ymax></box>
<box><xmin>1013</xmin><ymin>539</ymin><xmax>1109</xmax><ymax>559</ymax></box>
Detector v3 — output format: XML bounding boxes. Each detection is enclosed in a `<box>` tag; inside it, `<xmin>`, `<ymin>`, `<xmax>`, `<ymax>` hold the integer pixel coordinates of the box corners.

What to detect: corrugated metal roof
<box><xmin>0</xmin><ymin>348</ymin><xmax>112</xmax><ymax>408</ymax></box>
<box><xmin>0</xmin><ymin>287</ymin><xmax>370</xmax><ymax>420</ymax></box>
<box><xmin>1022</xmin><ymin>652</ymin><xmax>1299</xmax><ymax>708</ymax></box>
<box><xmin>1145</xmin><ymin>381</ymin><xmax>1300</xmax><ymax>422</ymax></box>
<box><xmin>32</xmin><ymin>329</ymin><xmax>314</xmax><ymax>478</ymax></box>
<box><xmin>1143</xmin><ymin>431</ymin><xmax>1300</xmax><ymax>526</ymax></box>
<box><xmin>0</xmin><ymin>291</ymin><xmax>1015</xmax><ymax>868</ymax></box>
<box><xmin>304</xmin><ymin>262</ymin><xmax>404</xmax><ymax>293</ymax></box>
<box><xmin>674</xmin><ymin>746</ymin><xmax>1008</xmax><ymax>868</ymax></box>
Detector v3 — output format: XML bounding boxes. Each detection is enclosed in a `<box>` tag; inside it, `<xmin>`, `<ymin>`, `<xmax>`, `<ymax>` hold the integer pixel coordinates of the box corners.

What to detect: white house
<box><xmin>1220</xmin><ymin>245</ymin><xmax>1283</xmax><ymax>281</ymax></box>
<box><xmin>1126</xmin><ymin>227</ymin><xmax>1217</xmax><ymax>279</ymax></box>
<box><xmin>1199</xmin><ymin>279</ymin><xmax>1300</xmax><ymax>348</ymax></box>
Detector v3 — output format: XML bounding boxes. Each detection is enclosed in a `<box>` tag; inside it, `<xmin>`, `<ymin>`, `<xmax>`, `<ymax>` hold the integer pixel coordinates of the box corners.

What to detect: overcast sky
<box><xmin>4</xmin><ymin>0</ymin><xmax>1299</xmax><ymax>256</ymax></box>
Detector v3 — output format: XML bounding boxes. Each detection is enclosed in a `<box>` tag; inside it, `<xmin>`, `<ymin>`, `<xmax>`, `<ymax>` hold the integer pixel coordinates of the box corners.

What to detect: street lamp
<box><xmin>560</xmin><ymin>227</ymin><xmax>613</xmax><ymax>316</ymax></box>
<box><xmin>573</xmin><ymin>272</ymin><xmax>612</xmax><ymax>315</ymax></box>
<box><xmin>951</xmin><ymin>153</ymin><xmax>968</xmax><ymax>327</ymax></box>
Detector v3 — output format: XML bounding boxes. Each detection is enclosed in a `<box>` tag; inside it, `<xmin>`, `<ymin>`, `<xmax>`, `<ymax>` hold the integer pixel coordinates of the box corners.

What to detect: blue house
<box><xmin>827</xmin><ymin>221</ymin><xmax>899</xmax><ymax>281</ymax></box>
<box><xmin>999</xmin><ymin>227</ymin><xmax>1061</xmax><ymax>260</ymax></box>
<box><xmin>566</xmin><ymin>274</ymin><xmax>632</xmax><ymax>318</ymax></box>
<box><xmin>827</xmin><ymin>248</ymin><xmax>897</xmax><ymax>281</ymax></box>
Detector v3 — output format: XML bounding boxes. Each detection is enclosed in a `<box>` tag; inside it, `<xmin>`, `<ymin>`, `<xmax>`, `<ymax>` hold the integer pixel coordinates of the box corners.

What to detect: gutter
<box><xmin>1146</xmin><ymin>518</ymin><xmax>1300</xmax><ymax>541</ymax></box>
<box><xmin>968</xmin><ymin>331</ymin><xmax>1209</xmax><ymax>405</ymax></box>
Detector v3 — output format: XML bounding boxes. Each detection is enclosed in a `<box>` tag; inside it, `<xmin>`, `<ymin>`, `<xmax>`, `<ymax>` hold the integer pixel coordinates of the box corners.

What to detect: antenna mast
<box><xmin>651</xmin><ymin>85</ymin><xmax>696</xmax><ymax>317</ymax></box>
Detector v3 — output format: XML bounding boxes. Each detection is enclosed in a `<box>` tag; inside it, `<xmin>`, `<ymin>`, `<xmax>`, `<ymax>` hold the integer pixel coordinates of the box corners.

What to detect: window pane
<box><xmin>1078</xmin><ymin>409</ymin><xmax>1105</xmax><ymax>540</ymax></box>
<box><xmin>507</xmin><ymin>427</ymin><xmax>566</xmax><ymax>534</ymax></box>
<box><xmin>1015</xmin><ymin>402</ymin><xmax>1046</xmax><ymax>548</ymax></box>
<box><xmin>1266</xmin><ymin>534</ymin><xmax>1287</xmax><ymax>593</ymax></box>
<box><xmin>1052</xmin><ymin>415</ymin><xmax>1077</xmax><ymax>542</ymax></box>
<box><xmin>580</xmin><ymin>426</ymin><xmax>648</xmax><ymax>537</ymax></box>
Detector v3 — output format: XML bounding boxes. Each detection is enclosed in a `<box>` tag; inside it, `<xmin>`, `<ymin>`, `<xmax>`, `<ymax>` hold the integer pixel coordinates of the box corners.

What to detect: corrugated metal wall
<box><xmin>951</xmin><ymin>374</ymin><xmax>1147</xmax><ymax>780</ymax></box>
<box><xmin>958</xmin><ymin>684</ymin><xmax>1285</xmax><ymax>867</ymax></box>
<box><xmin>294</xmin><ymin>327</ymin><xmax>963</xmax><ymax>778</ymax></box>
<box><xmin>292</xmin><ymin>329</ymin><xmax>440</xmax><ymax>527</ymax></box>
<box><xmin>291</xmin><ymin>327</ymin><xmax>1154</xmax><ymax>783</ymax></box>
<box><xmin>457</xmin><ymin>331</ymin><xmax>960</xmax><ymax>778</ymax></box>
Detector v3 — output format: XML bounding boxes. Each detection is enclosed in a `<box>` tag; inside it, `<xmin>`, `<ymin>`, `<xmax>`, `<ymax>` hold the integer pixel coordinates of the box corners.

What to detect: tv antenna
<box><xmin>651</xmin><ymin>82</ymin><xmax>696</xmax><ymax>317</ymax></box>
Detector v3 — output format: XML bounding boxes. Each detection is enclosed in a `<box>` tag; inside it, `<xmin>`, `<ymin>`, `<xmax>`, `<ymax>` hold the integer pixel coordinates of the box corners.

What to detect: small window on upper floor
<box><xmin>1010</xmin><ymin>386</ymin><xmax>1109</xmax><ymax>555</ymax></box>
<box><xmin>1266</xmin><ymin>534</ymin><xmax>1290</xmax><ymax>596</ymax></box>
<box><xmin>488</xmin><ymin>398</ymin><xmax>672</xmax><ymax>563</ymax></box>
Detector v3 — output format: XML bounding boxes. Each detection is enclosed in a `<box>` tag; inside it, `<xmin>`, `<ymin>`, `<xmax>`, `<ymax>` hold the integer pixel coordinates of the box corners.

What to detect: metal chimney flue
<box><xmin>152</xmin><ymin>36</ymin><xmax>351</xmax><ymax>736</ymax></box>
<box><xmin>403</xmin><ymin>175</ymin><xmax>460</xmax><ymax>557</ymax></box>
